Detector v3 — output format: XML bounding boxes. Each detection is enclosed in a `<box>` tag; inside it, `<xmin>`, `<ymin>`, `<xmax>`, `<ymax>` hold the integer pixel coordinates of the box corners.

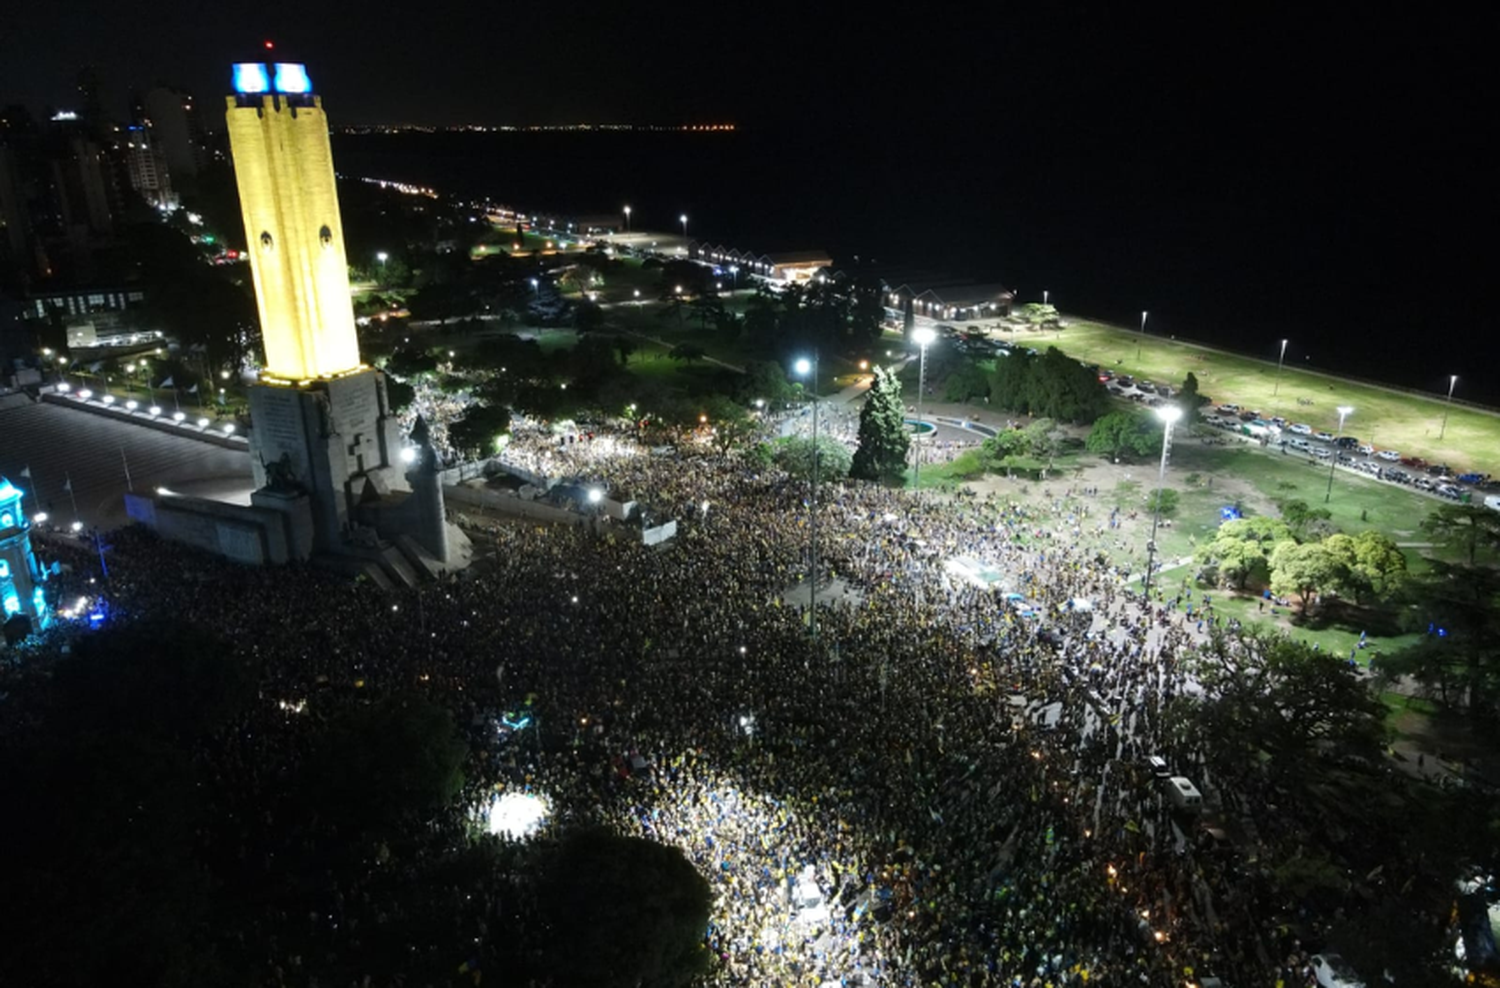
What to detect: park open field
<box><xmin>997</xmin><ymin>319</ymin><xmax>1499</xmax><ymax>477</ymax></box>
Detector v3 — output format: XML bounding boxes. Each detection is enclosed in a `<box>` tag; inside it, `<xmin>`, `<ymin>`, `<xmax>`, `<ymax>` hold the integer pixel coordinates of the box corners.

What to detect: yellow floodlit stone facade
<box><xmin>226</xmin><ymin>93</ymin><xmax>361</xmax><ymax>380</ymax></box>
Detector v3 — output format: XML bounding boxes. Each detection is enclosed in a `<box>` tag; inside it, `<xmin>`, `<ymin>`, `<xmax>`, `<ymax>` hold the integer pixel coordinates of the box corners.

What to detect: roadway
<box><xmin>0</xmin><ymin>398</ymin><xmax>254</xmax><ymax>531</ymax></box>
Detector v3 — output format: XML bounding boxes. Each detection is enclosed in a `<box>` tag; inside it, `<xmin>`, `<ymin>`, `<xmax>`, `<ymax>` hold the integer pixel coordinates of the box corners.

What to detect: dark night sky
<box><xmin>4</xmin><ymin>3</ymin><xmax>1495</xmax><ymax>387</ymax></box>
<box><xmin>5</xmin><ymin>4</ymin><xmax>1492</xmax><ymax>201</ymax></box>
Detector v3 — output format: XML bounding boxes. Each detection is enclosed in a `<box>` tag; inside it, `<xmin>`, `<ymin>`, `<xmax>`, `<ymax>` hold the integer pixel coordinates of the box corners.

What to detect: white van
<box><xmin>1165</xmin><ymin>776</ymin><xmax>1202</xmax><ymax>812</ymax></box>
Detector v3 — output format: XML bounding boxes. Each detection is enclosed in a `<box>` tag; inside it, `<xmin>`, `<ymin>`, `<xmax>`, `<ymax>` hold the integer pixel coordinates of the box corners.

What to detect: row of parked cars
<box><xmin>1198</xmin><ymin>409</ymin><xmax>1498</xmax><ymax>502</ymax></box>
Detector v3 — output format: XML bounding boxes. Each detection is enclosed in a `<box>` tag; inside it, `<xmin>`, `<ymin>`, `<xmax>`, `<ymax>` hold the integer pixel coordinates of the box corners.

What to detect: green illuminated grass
<box><xmin>1010</xmin><ymin>319</ymin><xmax>1499</xmax><ymax>475</ymax></box>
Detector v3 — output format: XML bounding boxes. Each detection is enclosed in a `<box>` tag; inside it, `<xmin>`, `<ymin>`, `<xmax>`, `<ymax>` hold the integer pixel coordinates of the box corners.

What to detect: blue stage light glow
<box><xmin>233</xmin><ymin>63</ymin><xmax>271</xmax><ymax>94</ymax></box>
<box><xmin>273</xmin><ymin>63</ymin><xmax>312</xmax><ymax>94</ymax></box>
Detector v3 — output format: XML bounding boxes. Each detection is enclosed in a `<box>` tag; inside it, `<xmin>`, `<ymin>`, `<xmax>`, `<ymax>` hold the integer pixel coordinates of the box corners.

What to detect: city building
<box><xmin>688</xmin><ymin>242</ymin><xmax>832</xmax><ymax>283</ymax></box>
<box><xmin>885</xmin><ymin>279</ymin><xmax>1014</xmax><ymax>322</ymax></box>
<box><xmin>120</xmin><ymin>125</ymin><xmax>175</xmax><ymax>209</ymax></box>
<box><xmin>126</xmin><ymin>60</ymin><xmax>468</xmax><ymax>581</ymax></box>
<box><xmin>0</xmin><ymin>477</ymin><xmax>51</xmax><ymax>639</ymax></box>
<box><xmin>140</xmin><ymin>86</ymin><xmax>206</xmax><ymax>181</ymax></box>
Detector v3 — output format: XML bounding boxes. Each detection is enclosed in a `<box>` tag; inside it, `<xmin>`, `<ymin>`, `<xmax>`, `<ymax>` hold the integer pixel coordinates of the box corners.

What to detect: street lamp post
<box><xmin>1042</xmin><ymin>289</ymin><xmax>1049</xmax><ymax>305</ymax></box>
<box><xmin>1273</xmin><ymin>338</ymin><xmax>1289</xmax><ymax>396</ymax></box>
<box><xmin>1324</xmin><ymin>405</ymin><xmax>1354</xmax><ymax>503</ymax></box>
<box><xmin>1439</xmin><ymin>375</ymin><xmax>1458</xmax><ymax>441</ymax></box>
<box><xmin>794</xmin><ymin>352</ymin><xmax>820</xmax><ymax>639</ymax></box>
<box><xmin>911</xmin><ymin>326</ymin><xmax>936</xmax><ymax>490</ymax></box>
<box><xmin>1141</xmin><ymin>404</ymin><xmax>1182</xmax><ymax>601</ymax></box>
<box><xmin>680</xmin><ymin>213</ymin><xmax>688</xmax><ymax>239</ymax></box>
<box><xmin>729</xmin><ymin>264</ymin><xmax>739</xmax><ymax>289</ymax></box>
<box><xmin>623</xmin><ymin>205</ymin><xmax>631</xmax><ymax>233</ymax></box>
<box><xmin>1137</xmin><ymin>310</ymin><xmax>1148</xmax><ymax>361</ymax></box>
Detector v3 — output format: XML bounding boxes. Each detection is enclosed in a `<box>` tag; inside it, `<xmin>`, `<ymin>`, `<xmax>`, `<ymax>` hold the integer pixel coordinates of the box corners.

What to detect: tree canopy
<box><xmin>850</xmin><ymin>365</ymin><xmax>910</xmax><ymax>482</ymax></box>
<box><xmin>531</xmin><ymin>829</ymin><xmax>713</xmax><ymax>988</ymax></box>
<box><xmin>1085</xmin><ymin>410</ymin><xmax>1161</xmax><ymax>461</ymax></box>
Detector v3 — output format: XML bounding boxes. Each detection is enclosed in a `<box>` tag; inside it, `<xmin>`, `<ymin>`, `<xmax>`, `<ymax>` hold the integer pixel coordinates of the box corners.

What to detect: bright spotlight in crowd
<box><xmin>587</xmin><ymin>488</ymin><xmax>603</xmax><ymax>504</ymax></box>
<box><xmin>401</xmin><ymin>447</ymin><xmax>418</xmax><ymax>464</ymax></box>
<box><xmin>486</xmin><ymin>791</ymin><xmax>550</xmax><ymax>839</ymax></box>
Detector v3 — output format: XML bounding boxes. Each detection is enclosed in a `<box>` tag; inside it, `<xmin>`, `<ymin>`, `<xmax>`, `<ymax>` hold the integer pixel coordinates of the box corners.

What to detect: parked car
<box><xmin>1238</xmin><ymin>410</ymin><xmax>1259</xmax><ymax>422</ymax></box>
<box><xmin>1269</xmin><ymin>416</ymin><xmax>1287</xmax><ymax>427</ymax></box>
<box><xmin>1357</xmin><ymin>444</ymin><xmax>1375</xmax><ymax>455</ymax></box>
<box><xmin>1385</xmin><ymin>468</ymin><xmax>1409</xmax><ymax>483</ymax></box>
<box><xmin>1376</xmin><ymin>449</ymin><xmax>1401</xmax><ymax>462</ymax></box>
<box><xmin>1312</xmin><ymin>448</ymin><xmax>1333</xmax><ymax>460</ymax></box>
<box><xmin>1288</xmin><ymin>438</ymin><xmax>1312</xmax><ymax>452</ymax></box>
<box><xmin>1288</xmin><ymin>423</ymin><xmax>1313</xmax><ymax>435</ymax></box>
<box><xmin>1428</xmin><ymin>463</ymin><xmax>1453</xmax><ymax>477</ymax></box>
<box><xmin>1217</xmin><ymin>403</ymin><xmax>1239</xmax><ymax>414</ymax></box>
<box><xmin>1334</xmin><ymin>436</ymin><xmax>1359</xmax><ymax>449</ymax></box>
<box><xmin>1313</xmin><ymin>431</ymin><xmax>1335</xmax><ymax>442</ymax></box>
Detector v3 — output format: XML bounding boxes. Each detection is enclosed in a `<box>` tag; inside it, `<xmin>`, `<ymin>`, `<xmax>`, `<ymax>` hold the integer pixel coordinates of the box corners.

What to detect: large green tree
<box><xmin>1178</xmin><ymin>371</ymin><xmax>1211</xmax><ymax>423</ymax></box>
<box><xmin>850</xmin><ymin>365</ymin><xmax>910</xmax><ymax>482</ymax></box>
<box><xmin>449</xmin><ymin>404</ymin><xmax>513</xmax><ymax>458</ymax></box>
<box><xmin>1169</xmin><ymin>629</ymin><xmax>1386</xmax><ymax>778</ymax></box>
<box><xmin>530</xmin><ymin>829</ymin><xmax>712</xmax><ymax>988</ymax></box>
<box><xmin>1375</xmin><ymin>561</ymin><xmax>1500</xmax><ymax>721</ymax></box>
<box><xmin>305</xmin><ymin>695</ymin><xmax>468</xmax><ymax>829</ymax></box>
<box><xmin>1085</xmin><ymin>410</ymin><xmax>1161</xmax><ymax>461</ymax></box>
<box><xmin>1195</xmin><ymin>517</ymin><xmax>1295</xmax><ymax>590</ymax></box>
<box><xmin>1421</xmin><ymin>503</ymin><xmax>1500</xmax><ymax>566</ymax></box>
<box><xmin>774</xmin><ymin>435</ymin><xmax>853</xmax><ymax>481</ymax></box>
<box><xmin>1270</xmin><ymin>540</ymin><xmax>1349</xmax><ymax>614</ymax></box>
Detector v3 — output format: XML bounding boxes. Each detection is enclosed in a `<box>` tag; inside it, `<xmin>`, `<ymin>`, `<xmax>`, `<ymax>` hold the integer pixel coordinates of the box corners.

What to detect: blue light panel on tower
<box><xmin>273</xmin><ymin>63</ymin><xmax>312</xmax><ymax>94</ymax></box>
<box><xmin>233</xmin><ymin>63</ymin><xmax>271</xmax><ymax>94</ymax></box>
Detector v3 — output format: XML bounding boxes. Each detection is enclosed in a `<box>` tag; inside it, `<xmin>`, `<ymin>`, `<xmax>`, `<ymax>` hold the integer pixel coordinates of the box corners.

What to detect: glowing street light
<box><xmin>1136</xmin><ymin>310</ymin><xmax>1148</xmax><ymax>361</ymax></box>
<box><xmin>623</xmin><ymin>204</ymin><xmax>631</xmax><ymax>232</ymax></box>
<box><xmin>1141</xmin><ymin>404</ymin><xmax>1182</xmax><ymax>599</ymax></box>
<box><xmin>376</xmin><ymin>250</ymin><xmax>389</xmax><ymax>265</ymax></box>
<box><xmin>794</xmin><ymin>352</ymin><xmax>821</xmax><ymax>639</ymax></box>
<box><xmin>1439</xmin><ymin>375</ymin><xmax>1458</xmax><ymax>441</ymax></box>
<box><xmin>911</xmin><ymin>325</ymin><xmax>936</xmax><ymax>491</ymax></box>
<box><xmin>1273</xmin><ymin>338</ymin><xmax>1289</xmax><ymax>396</ymax></box>
<box><xmin>680</xmin><ymin>213</ymin><xmax>688</xmax><ymax>238</ymax></box>
<box><xmin>1325</xmin><ymin>405</ymin><xmax>1353</xmax><ymax>503</ymax></box>
<box><xmin>149</xmin><ymin>405</ymin><xmax>162</xmax><ymax>416</ymax></box>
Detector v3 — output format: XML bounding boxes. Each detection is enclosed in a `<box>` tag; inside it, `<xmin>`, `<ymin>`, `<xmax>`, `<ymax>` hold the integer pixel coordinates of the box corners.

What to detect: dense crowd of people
<box><xmin>7</xmin><ymin>419</ymin><xmax>1406</xmax><ymax>987</ymax></box>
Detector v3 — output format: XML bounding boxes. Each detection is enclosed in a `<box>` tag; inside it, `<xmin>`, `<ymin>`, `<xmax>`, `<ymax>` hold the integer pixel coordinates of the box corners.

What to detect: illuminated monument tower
<box><xmin>0</xmin><ymin>478</ymin><xmax>51</xmax><ymax>640</ymax></box>
<box><xmin>225</xmin><ymin>60</ymin><xmax>462</xmax><ymax>573</ymax></box>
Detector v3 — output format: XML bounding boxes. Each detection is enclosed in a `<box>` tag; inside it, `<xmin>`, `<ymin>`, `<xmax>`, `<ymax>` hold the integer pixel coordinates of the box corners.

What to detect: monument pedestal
<box><xmin>248</xmin><ymin>368</ymin><xmax>404</xmax><ymax>554</ymax></box>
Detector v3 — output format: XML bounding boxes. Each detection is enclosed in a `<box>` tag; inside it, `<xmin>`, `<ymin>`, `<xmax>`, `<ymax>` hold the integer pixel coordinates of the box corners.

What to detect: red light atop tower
<box><xmin>264</xmin><ymin>40</ymin><xmax>275</xmax><ymax>50</ymax></box>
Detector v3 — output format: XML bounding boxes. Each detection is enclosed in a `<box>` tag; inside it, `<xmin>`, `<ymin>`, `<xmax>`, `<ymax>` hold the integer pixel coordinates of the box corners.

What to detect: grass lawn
<box><xmin>1200</xmin><ymin>592</ymin><xmax>1421</xmax><ymax>664</ymax></box>
<box><xmin>1012</xmin><ymin>319</ymin><xmax>1500</xmax><ymax>475</ymax></box>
